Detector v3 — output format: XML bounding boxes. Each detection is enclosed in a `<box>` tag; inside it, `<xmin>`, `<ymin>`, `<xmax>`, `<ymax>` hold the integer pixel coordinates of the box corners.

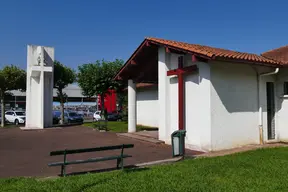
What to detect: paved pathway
<box><xmin>0</xmin><ymin>126</ymin><xmax>202</xmax><ymax>178</ymax></box>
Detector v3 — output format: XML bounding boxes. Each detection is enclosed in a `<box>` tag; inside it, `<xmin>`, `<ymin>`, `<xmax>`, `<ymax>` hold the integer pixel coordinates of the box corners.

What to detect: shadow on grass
<box><xmin>78</xmin><ymin>177</ymin><xmax>114</xmax><ymax>191</ymax></box>
<box><xmin>65</xmin><ymin>165</ymin><xmax>149</xmax><ymax>177</ymax></box>
<box><xmin>123</xmin><ymin>166</ymin><xmax>150</xmax><ymax>173</ymax></box>
<box><xmin>76</xmin><ymin>167</ymin><xmax>149</xmax><ymax>191</ymax></box>
<box><xmin>78</xmin><ymin>177</ymin><xmax>113</xmax><ymax>191</ymax></box>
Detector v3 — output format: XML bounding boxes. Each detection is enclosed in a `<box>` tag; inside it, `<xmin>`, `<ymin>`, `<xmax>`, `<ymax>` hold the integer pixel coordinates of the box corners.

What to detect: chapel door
<box><xmin>266</xmin><ymin>82</ymin><xmax>275</xmax><ymax>140</ymax></box>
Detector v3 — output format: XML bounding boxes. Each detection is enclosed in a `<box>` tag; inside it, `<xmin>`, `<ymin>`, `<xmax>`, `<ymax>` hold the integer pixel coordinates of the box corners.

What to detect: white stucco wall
<box><xmin>158</xmin><ymin>47</ymin><xmax>170</xmax><ymax>141</ymax></box>
<box><xmin>136</xmin><ymin>87</ymin><xmax>158</xmax><ymax>127</ymax></box>
<box><xmin>158</xmin><ymin>47</ymin><xmax>212</xmax><ymax>151</ymax></box>
<box><xmin>168</xmin><ymin>52</ymin><xmax>179</xmax><ymax>140</ymax></box>
<box><xmin>276</xmin><ymin>69</ymin><xmax>288</xmax><ymax>141</ymax></box>
<box><xmin>158</xmin><ymin>47</ymin><xmax>184</xmax><ymax>143</ymax></box>
<box><xmin>184</xmin><ymin>56</ymin><xmax>212</xmax><ymax>151</ymax></box>
<box><xmin>157</xmin><ymin>46</ymin><xmax>286</xmax><ymax>151</ymax></box>
<box><xmin>210</xmin><ymin>61</ymin><xmax>277</xmax><ymax>150</ymax></box>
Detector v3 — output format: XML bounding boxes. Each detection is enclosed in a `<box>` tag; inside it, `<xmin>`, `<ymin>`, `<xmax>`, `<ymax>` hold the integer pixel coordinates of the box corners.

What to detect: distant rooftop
<box><xmin>261</xmin><ymin>45</ymin><xmax>288</xmax><ymax>65</ymax></box>
<box><xmin>10</xmin><ymin>84</ymin><xmax>95</xmax><ymax>98</ymax></box>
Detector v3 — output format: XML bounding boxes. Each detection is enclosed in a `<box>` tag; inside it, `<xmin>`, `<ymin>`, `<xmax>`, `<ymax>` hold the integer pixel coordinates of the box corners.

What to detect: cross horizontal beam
<box><xmin>31</xmin><ymin>65</ymin><xmax>53</xmax><ymax>73</ymax></box>
<box><xmin>167</xmin><ymin>65</ymin><xmax>198</xmax><ymax>76</ymax></box>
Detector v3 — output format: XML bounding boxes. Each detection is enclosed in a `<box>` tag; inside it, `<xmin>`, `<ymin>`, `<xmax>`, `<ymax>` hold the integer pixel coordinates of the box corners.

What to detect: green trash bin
<box><xmin>171</xmin><ymin>130</ymin><xmax>186</xmax><ymax>157</ymax></box>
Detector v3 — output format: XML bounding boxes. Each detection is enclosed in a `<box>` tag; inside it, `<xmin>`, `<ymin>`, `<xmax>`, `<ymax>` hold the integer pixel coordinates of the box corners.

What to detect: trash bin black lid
<box><xmin>171</xmin><ymin>130</ymin><xmax>186</xmax><ymax>136</ymax></box>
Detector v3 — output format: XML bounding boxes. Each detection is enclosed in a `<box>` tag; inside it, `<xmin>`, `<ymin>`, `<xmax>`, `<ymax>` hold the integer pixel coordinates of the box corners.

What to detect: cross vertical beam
<box><xmin>167</xmin><ymin>56</ymin><xmax>198</xmax><ymax>131</ymax></box>
<box><xmin>178</xmin><ymin>56</ymin><xmax>184</xmax><ymax>130</ymax></box>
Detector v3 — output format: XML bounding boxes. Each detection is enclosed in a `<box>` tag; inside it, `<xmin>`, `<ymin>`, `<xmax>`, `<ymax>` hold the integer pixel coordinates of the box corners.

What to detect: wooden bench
<box><xmin>48</xmin><ymin>144</ymin><xmax>134</xmax><ymax>176</ymax></box>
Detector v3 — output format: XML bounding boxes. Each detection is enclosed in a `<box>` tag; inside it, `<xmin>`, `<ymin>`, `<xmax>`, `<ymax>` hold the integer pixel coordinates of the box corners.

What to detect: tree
<box><xmin>116</xmin><ymin>92</ymin><xmax>127</xmax><ymax>112</ymax></box>
<box><xmin>0</xmin><ymin>65</ymin><xmax>26</xmax><ymax>127</ymax></box>
<box><xmin>119</xmin><ymin>94</ymin><xmax>128</xmax><ymax>122</ymax></box>
<box><xmin>54</xmin><ymin>61</ymin><xmax>76</xmax><ymax>124</ymax></box>
<box><xmin>77</xmin><ymin>59</ymin><xmax>125</xmax><ymax>118</ymax></box>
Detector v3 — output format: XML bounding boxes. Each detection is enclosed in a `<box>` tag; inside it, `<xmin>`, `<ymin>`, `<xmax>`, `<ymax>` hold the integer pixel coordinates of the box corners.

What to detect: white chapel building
<box><xmin>115</xmin><ymin>37</ymin><xmax>288</xmax><ymax>152</ymax></box>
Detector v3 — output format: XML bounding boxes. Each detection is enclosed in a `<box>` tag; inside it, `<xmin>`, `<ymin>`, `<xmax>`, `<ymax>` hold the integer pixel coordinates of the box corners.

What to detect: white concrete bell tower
<box><xmin>23</xmin><ymin>45</ymin><xmax>54</xmax><ymax>129</ymax></box>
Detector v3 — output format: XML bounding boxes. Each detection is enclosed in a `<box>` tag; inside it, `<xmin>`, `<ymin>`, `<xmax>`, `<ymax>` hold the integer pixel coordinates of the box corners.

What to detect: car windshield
<box><xmin>69</xmin><ymin>112</ymin><xmax>78</xmax><ymax>117</ymax></box>
<box><xmin>15</xmin><ymin>112</ymin><xmax>25</xmax><ymax>116</ymax></box>
<box><xmin>53</xmin><ymin>111</ymin><xmax>61</xmax><ymax>117</ymax></box>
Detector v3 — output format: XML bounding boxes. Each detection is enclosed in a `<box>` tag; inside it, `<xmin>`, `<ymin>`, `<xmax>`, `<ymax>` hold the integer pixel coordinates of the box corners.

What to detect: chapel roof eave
<box><xmin>113</xmin><ymin>39</ymin><xmax>149</xmax><ymax>81</ymax></box>
<box><xmin>114</xmin><ymin>37</ymin><xmax>283</xmax><ymax>81</ymax></box>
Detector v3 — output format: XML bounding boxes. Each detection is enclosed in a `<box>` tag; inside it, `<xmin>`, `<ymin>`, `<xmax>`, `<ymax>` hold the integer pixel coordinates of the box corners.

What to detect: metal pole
<box><xmin>14</xmin><ymin>96</ymin><xmax>17</xmax><ymax>109</ymax></box>
<box><xmin>96</xmin><ymin>95</ymin><xmax>99</xmax><ymax>111</ymax></box>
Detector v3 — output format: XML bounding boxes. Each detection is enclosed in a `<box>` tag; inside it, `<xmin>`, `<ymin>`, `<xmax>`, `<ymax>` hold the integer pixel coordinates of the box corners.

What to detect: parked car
<box><xmin>59</xmin><ymin>111</ymin><xmax>84</xmax><ymax>124</ymax></box>
<box><xmin>93</xmin><ymin>111</ymin><xmax>122</xmax><ymax>121</ymax></box>
<box><xmin>77</xmin><ymin>111</ymin><xmax>85</xmax><ymax>117</ymax></box>
<box><xmin>93</xmin><ymin>111</ymin><xmax>102</xmax><ymax>121</ymax></box>
<box><xmin>53</xmin><ymin>116</ymin><xmax>59</xmax><ymax>124</ymax></box>
<box><xmin>5</xmin><ymin>110</ymin><xmax>25</xmax><ymax>125</ymax></box>
<box><xmin>52</xmin><ymin>111</ymin><xmax>60</xmax><ymax>124</ymax></box>
<box><xmin>107</xmin><ymin>112</ymin><xmax>122</xmax><ymax>121</ymax></box>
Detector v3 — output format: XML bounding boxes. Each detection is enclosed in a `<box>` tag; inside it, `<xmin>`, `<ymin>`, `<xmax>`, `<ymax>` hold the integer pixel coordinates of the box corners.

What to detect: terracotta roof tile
<box><xmin>261</xmin><ymin>45</ymin><xmax>288</xmax><ymax>65</ymax></box>
<box><xmin>114</xmin><ymin>37</ymin><xmax>283</xmax><ymax>81</ymax></box>
<box><xmin>146</xmin><ymin>37</ymin><xmax>281</xmax><ymax>66</ymax></box>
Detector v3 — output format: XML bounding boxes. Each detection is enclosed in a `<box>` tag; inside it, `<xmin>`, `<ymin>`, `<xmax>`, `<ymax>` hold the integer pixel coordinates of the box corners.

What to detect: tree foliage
<box><xmin>77</xmin><ymin>59</ymin><xmax>126</xmax><ymax>117</ymax></box>
<box><xmin>53</xmin><ymin>61</ymin><xmax>76</xmax><ymax>124</ymax></box>
<box><xmin>54</xmin><ymin>61</ymin><xmax>76</xmax><ymax>91</ymax></box>
<box><xmin>0</xmin><ymin>65</ymin><xmax>26</xmax><ymax>127</ymax></box>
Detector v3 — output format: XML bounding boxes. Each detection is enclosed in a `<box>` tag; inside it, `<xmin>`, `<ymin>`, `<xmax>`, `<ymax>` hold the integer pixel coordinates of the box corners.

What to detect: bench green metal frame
<box><xmin>48</xmin><ymin>144</ymin><xmax>134</xmax><ymax>176</ymax></box>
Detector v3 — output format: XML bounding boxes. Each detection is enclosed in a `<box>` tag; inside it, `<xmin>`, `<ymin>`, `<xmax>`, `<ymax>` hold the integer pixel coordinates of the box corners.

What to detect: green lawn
<box><xmin>83</xmin><ymin>121</ymin><xmax>158</xmax><ymax>132</ymax></box>
<box><xmin>1</xmin><ymin>147</ymin><xmax>288</xmax><ymax>192</ymax></box>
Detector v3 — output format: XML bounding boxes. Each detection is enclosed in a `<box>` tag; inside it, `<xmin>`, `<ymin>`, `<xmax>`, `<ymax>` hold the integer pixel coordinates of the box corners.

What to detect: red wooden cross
<box><xmin>167</xmin><ymin>56</ymin><xmax>198</xmax><ymax>130</ymax></box>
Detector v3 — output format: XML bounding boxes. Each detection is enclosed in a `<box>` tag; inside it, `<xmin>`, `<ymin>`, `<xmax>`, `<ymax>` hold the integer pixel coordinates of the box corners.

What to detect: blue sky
<box><xmin>0</xmin><ymin>0</ymin><xmax>287</xmax><ymax>70</ymax></box>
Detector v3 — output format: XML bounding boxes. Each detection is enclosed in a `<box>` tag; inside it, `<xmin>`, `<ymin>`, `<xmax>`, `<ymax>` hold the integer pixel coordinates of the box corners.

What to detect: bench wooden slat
<box><xmin>50</xmin><ymin>144</ymin><xmax>134</xmax><ymax>156</ymax></box>
<box><xmin>48</xmin><ymin>154</ymin><xmax>132</xmax><ymax>167</ymax></box>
